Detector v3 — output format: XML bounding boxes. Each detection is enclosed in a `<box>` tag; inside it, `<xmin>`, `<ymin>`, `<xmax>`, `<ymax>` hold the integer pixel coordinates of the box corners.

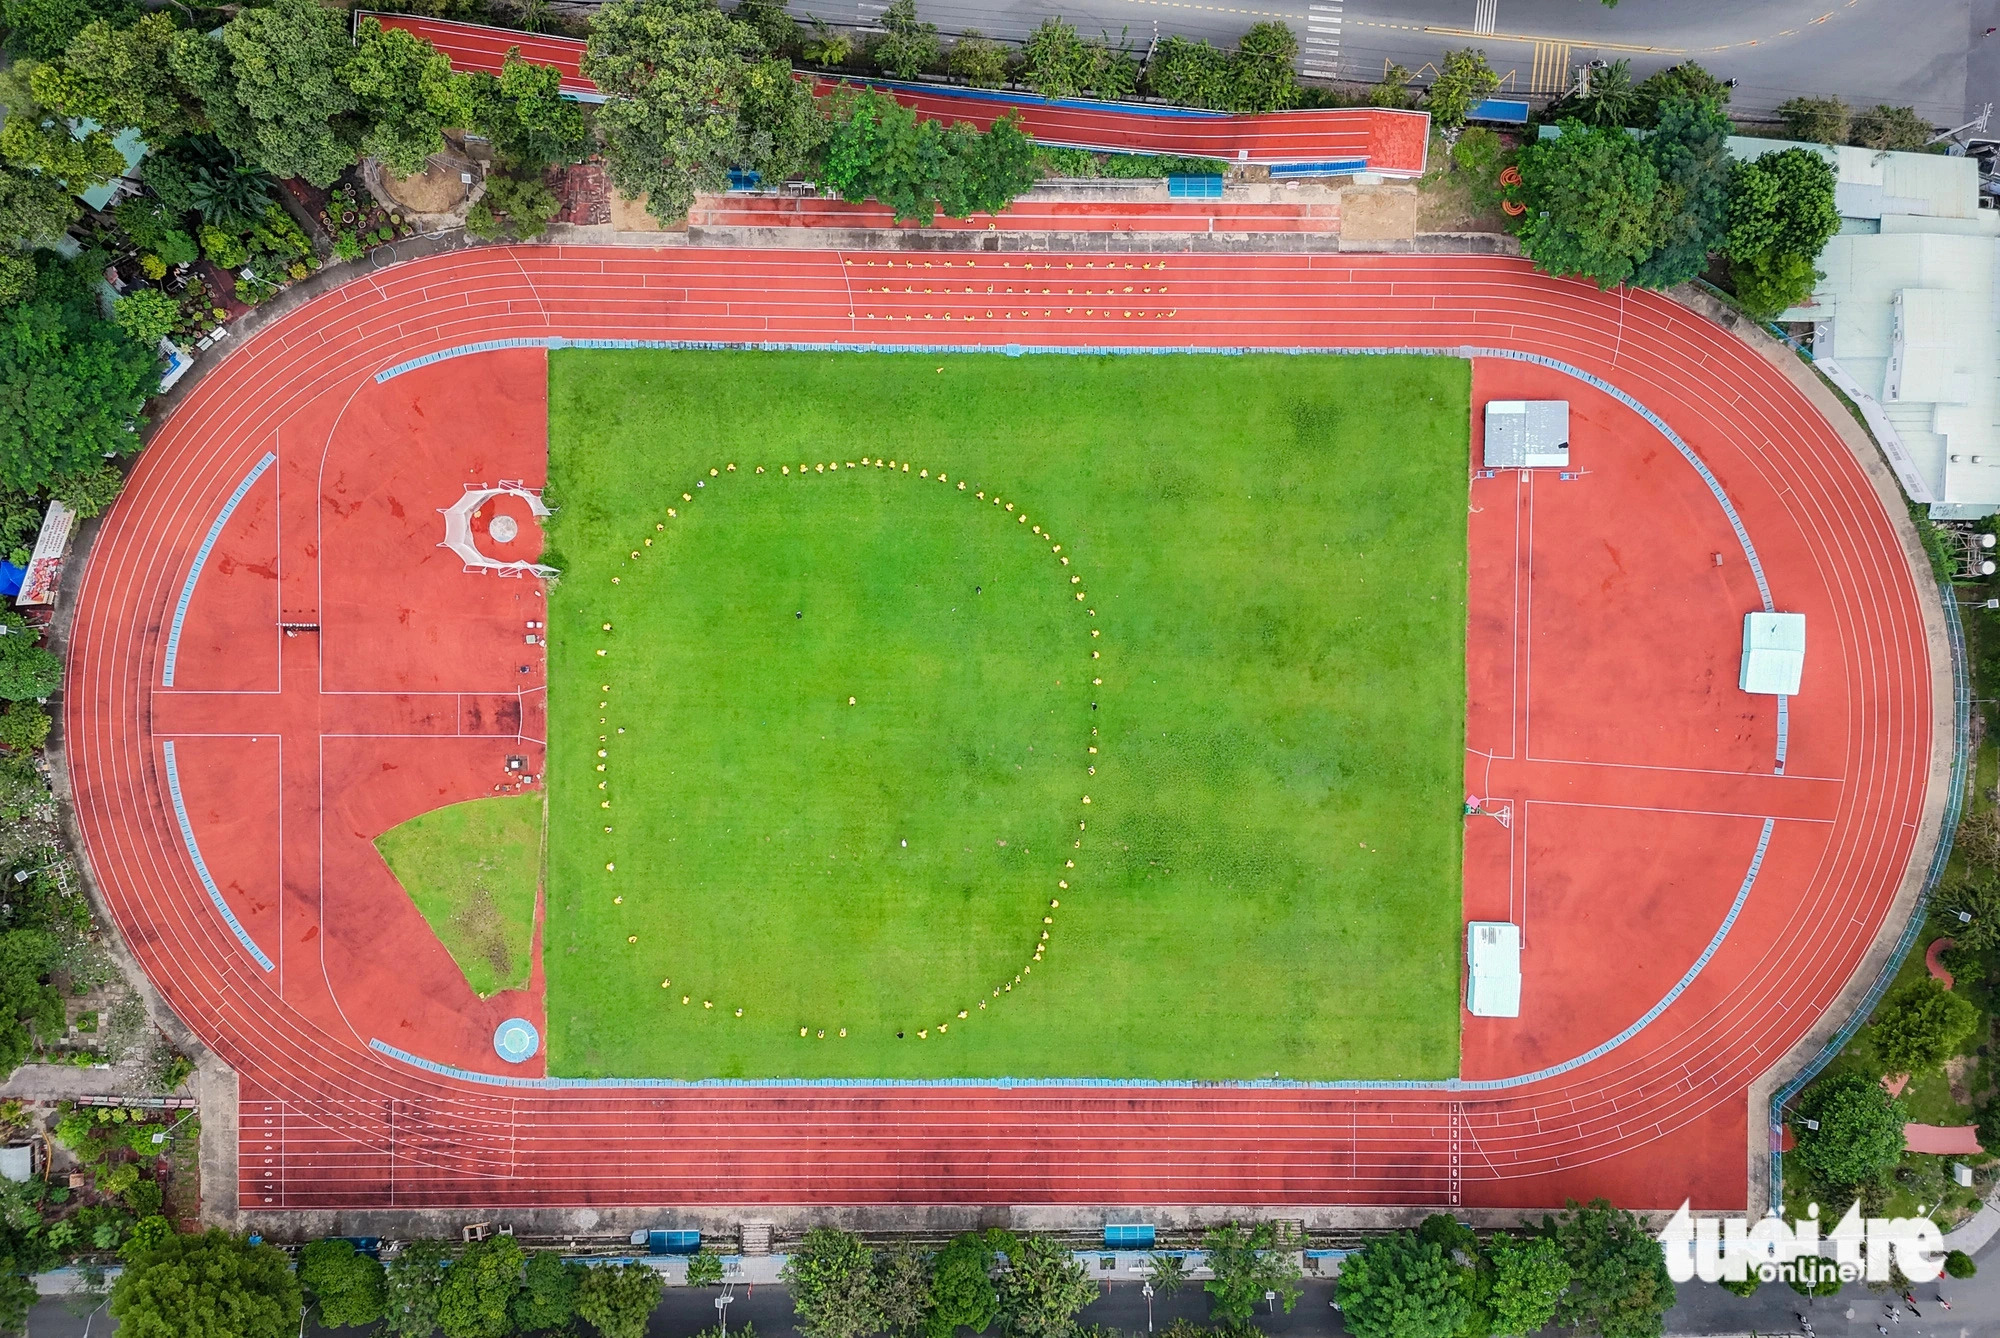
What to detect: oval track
<box><xmin>63</xmin><ymin>249</ymin><xmax>1938</xmax><ymax>1211</ymax></box>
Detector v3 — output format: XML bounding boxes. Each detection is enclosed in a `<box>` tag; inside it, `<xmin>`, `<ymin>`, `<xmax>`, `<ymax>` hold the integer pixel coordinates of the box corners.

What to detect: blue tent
<box><xmin>0</xmin><ymin>561</ymin><xmax>23</xmax><ymax>598</ymax></box>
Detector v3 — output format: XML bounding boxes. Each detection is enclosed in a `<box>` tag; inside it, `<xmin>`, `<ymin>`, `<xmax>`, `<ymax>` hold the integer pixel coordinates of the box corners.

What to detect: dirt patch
<box><xmin>611</xmin><ymin>190</ymin><xmax>678</xmax><ymax>233</ymax></box>
<box><xmin>450</xmin><ymin>883</ymin><xmax>512</xmax><ymax>996</ymax></box>
<box><xmin>380</xmin><ymin>157</ymin><xmax>472</xmax><ymax>215</ymax></box>
<box><xmin>1414</xmin><ymin>170</ymin><xmax>1511</xmax><ymax>236</ymax></box>
<box><xmin>1339</xmin><ymin>187</ymin><xmax>1418</xmax><ymax>242</ymax></box>
<box><xmin>1949</xmin><ymin>1053</ymin><xmax>1981</xmax><ymax>1106</ymax></box>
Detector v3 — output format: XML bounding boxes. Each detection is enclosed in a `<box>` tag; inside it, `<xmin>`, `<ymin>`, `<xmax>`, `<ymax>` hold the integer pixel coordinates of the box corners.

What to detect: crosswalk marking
<box><xmin>1472</xmin><ymin>0</ymin><xmax>1497</xmax><ymax>36</ymax></box>
<box><xmin>1530</xmin><ymin>39</ymin><xmax>1571</xmax><ymax>94</ymax></box>
<box><xmin>1303</xmin><ymin>2</ymin><xmax>1340</xmax><ymax>80</ymax></box>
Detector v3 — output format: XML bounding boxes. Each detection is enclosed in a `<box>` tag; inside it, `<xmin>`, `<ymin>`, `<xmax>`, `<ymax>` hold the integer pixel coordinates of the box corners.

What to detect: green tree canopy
<box><xmin>1202</xmin><ymin>1222</ymin><xmax>1303</xmax><ymax>1326</ymax></box>
<box><xmin>1331</xmin><ymin>1230</ymin><xmax>1469</xmax><ymax>1338</ymax></box>
<box><xmin>1630</xmin><ymin>95</ymin><xmax>1733</xmax><ymax>289</ymax></box>
<box><xmin>348</xmin><ymin>17</ymin><xmax>474</xmax><ymax>178</ymax></box>
<box><xmin>383</xmin><ymin>1238</ymin><xmax>451</xmax><ymax>1338</ymax></box>
<box><xmin>1566</xmin><ymin>57</ymin><xmax>1638</xmax><ymax>127</ymax></box>
<box><xmin>1725</xmin><ymin>147</ymin><xmax>1839</xmax><ymax>262</ymax></box>
<box><xmin>109</xmin><ymin>1230</ymin><xmax>302</xmax><ymax>1338</ymax></box>
<box><xmin>33</xmin><ymin>13</ymin><xmax>204</xmax><ymax>140</ymax></box>
<box><xmin>509</xmin><ymin>1250</ymin><xmax>582</xmax><ymax>1336</ymax></box>
<box><xmin>875</xmin><ymin>1244</ymin><xmax>932</xmax><ymax>1338</ymax></box>
<box><xmin>1487</xmin><ymin>1232</ymin><xmax>1571</xmax><ymax>1337</ymax></box>
<box><xmin>1873</xmin><ymin>978</ymin><xmax>1980</xmax><ymax>1076</ymax></box>
<box><xmin>1850</xmin><ymin>104</ymin><xmax>1934</xmax><ymax>151</ymax></box>
<box><xmin>1228</xmin><ymin>23</ymin><xmax>1300</xmax><ymax>112</ymax></box>
<box><xmin>781</xmin><ymin>1227</ymin><xmax>881</xmax><ymax>1338</ymax></box>
<box><xmin>1632</xmin><ymin>61</ymin><xmax>1728</xmax><ymax>127</ymax></box>
<box><xmin>1937</xmin><ymin>877</ymin><xmax>2000</xmax><ymax>950</ymax></box>
<box><xmin>994</xmin><ymin>1234</ymin><xmax>1095</xmax><ymax>1338</ymax></box>
<box><xmin>1</xmin><ymin>0</ymin><xmax>134</xmax><ymax>61</ymax></box>
<box><xmin>0</xmin><ymin>163</ymin><xmax>79</xmax><ymax>247</ymax></box>
<box><xmin>584</xmin><ymin>0</ymin><xmax>765</xmax><ymax>223</ymax></box>
<box><xmin>1426</xmin><ymin>47</ymin><xmax>1500</xmax><ymax>131</ymax></box>
<box><xmin>467</xmin><ymin>50</ymin><xmax>588</xmax><ymax>169</ymax></box>
<box><xmin>0</xmin><ymin>921</ymin><xmax>61</xmax><ymax>1069</ymax></box>
<box><xmin>948</xmin><ymin>32</ymin><xmax>1009</xmax><ymax>87</ymax></box>
<box><xmin>927</xmin><ymin>1229</ymin><xmax>1011</xmax><ymax>1338</ymax></box>
<box><xmin>873</xmin><ymin>0</ymin><xmax>938</xmax><ymax>79</ymax></box>
<box><xmin>297</xmin><ymin>1239</ymin><xmax>388</xmax><ymax>1330</ymax></box>
<box><xmin>576</xmin><ymin>1262</ymin><xmax>662</xmax><ymax>1338</ymax></box>
<box><xmin>1547</xmin><ymin>1199</ymin><xmax>1675</xmax><ymax>1338</ymax></box>
<box><xmin>438</xmin><ymin>1235</ymin><xmax>524</xmax><ymax>1338</ymax></box>
<box><xmin>214</xmin><ymin>0</ymin><xmax>359</xmax><ymax>185</ymax></box>
<box><xmin>1777</xmin><ymin>95</ymin><xmax>1851</xmax><ymax>145</ymax></box>
<box><xmin>1510</xmin><ymin>119</ymin><xmax>1663</xmax><ymax>288</ymax></box>
<box><xmin>0</xmin><ymin>254</ymin><xmax>155</xmax><ymax>492</ymax></box>
<box><xmin>822</xmin><ymin>90</ymin><xmax>1036</xmax><ymax>224</ymax></box>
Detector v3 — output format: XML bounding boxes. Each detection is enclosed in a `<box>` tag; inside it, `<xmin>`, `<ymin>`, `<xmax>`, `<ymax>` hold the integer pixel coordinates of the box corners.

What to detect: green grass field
<box><xmin>538</xmin><ymin>351</ymin><xmax>1469</xmax><ymax>1081</ymax></box>
<box><xmin>375</xmin><ymin>793</ymin><xmax>543</xmax><ymax>998</ymax></box>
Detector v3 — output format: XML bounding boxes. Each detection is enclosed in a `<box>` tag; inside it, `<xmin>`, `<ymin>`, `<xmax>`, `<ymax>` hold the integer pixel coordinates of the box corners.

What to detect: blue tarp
<box><xmin>0</xmin><ymin>562</ymin><xmax>22</xmax><ymax>598</ymax></box>
<box><xmin>1468</xmin><ymin>98</ymin><xmax>1531</xmax><ymax>125</ymax></box>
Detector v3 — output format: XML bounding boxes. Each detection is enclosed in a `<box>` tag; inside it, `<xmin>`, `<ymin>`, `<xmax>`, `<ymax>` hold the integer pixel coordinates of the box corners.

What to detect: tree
<box><xmin>732</xmin><ymin>0</ymin><xmax>796</xmax><ymax>56</ymax></box>
<box><xmin>993</xmin><ymin>1234</ymin><xmax>1094</xmax><ymax>1338</ymax></box>
<box><xmin>1144</xmin><ymin>36</ymin><xmax>1231</xmax><ymax>109</ymax></box>
<box><xmin>1777</xmin><ymin>95</ymin><xmax>1851</xmax><ymax>145</ymax></box>
<box><xmin>0</xmin><ymin>701</ymin><xmax>49</xmax><ymax>753</ymax></box>
<box><xmin>1547</xmin><ymin>1199</ymin><xmax>1675</xmax><ymax>1338</ymax></box>
<box><xmin>949</xmin><ymin>32</ymin><xmax>1008</xmax><ymax>87</ymax></box>
<box><xmin>0</xmin><ymin>163</ymin><xmax>78</xmax><ymax>248</ymax></box>
<box><xmin>1142</xmin><ymin>1251</ymin><xmax>1190</xmax><ymax>1298</ymax></box>
<box><xmin>0</xmin><ymin>259</ymin><xmax>155</xmax><ymax>492</ymax></box>
<box><xmin>683</xmin><ymin>1251</ymin><xmax>725</xmax><ymax>1287</ymax></box>
<box><xmin>466</xmin><ymin>169</ymin><xmax>561</xmax><ymax>241</ymax></box>
<box><xmin>1509</xmin><ymin>120</ymin><xmax>1663</xmax><ymax>289</ymax></box>
<box><xmin>383</xmin><ymin>1239</ymin><xmax>451</xmax><ymax>1338</ymax></box>
<box><xmin>782</xmin><ymin>1227</ymin><xmax>880</xmax><ymax>1338</ymax></box>
<box><xmin>1426</xmin><ymin>47</ymin><xmax>1499</xmax><ymax>131</ymax></box>
<box><xmin>1630</xmin><ymin>95</ymin><xmax>1733</xmax><ymax>290</ymax></box>
<box><xmin>1019</xmin><ymin>18</ymin><xmax>1090</xmax><ymax>98</ymax></box>
<box><xmin>109</xmin><ymin>1230</ymin><xmax>302</xmax><ymax>1338</ymax></box>
<box><xmin>1486</xmin><ymin>1233</ymin><xmax>1570</xmax><ymax>1337</ymax></box>
<box><xmin>113</xmin><ymin>289</ymin><xmax>178</xmax><ymax>347</ymax></box>
<box><xmin>1725</xmin><ymin>148</ymin><xmax>1838</xmax><ymax>262</ymax></box>
<box><xmin>298</xmin><ymin>1239</ymin><xmax>387</xmax><ymax>1330</ymax></box>
<box><xmin>215</xmin><ymin>0</ymin><xmax>360</xmax><ymax>185</ymax></box>
<box><xmin>1331</xmin><ymin>1231</ymin><xmax>1469</xmax><ymax>1338</ymax></box>
<box><xmin>928</xmin><ymin>1229</ymin><xmax>1011</xmax><ymax>1338</ymax></box>
<box><xmin>0</xmin><ymin>610</ymin><xmax>60</xmax><ymax>703</ymax></box>
<box><xmin>576</xmin><ymin>1263</ymin><xmax>662</xmax><ymax>1338</ymax></box>
<box><xmin>1201</xmin><ymin>1222</ymin><xmax>1302</xmax><ymax>1326</ymax></box>
<box><xmin>1945</xmin><ymin>1249</ymin><xmax>1977</xmax><ymax>1278</ymax></box>
<box><xmin>1792</xmin><ymin>1074</ymin><xmax>1906</xmax><ymax>1187</ymax></box>
<box><xmin>1873</xmin><ymin>978</ymin><xmax>1979</xmax><ymax>1076</ymax></box>
<box><xmin>0</xmin><ymin>923</ymin><xmax>61</xmax><ymax>1069</ymax></box>
<box><xmin>1229</xmin><ymin>23</ymin><xmax>1299</xmax><ymax>112</ymax></box>
<box><xmin>1633</xmin><ymin>61</ymin><xmax>1728</xmax><ymax>127</ymax></box>
<box><xmin>1730</xmin><ymin>249</ymin><xmax>1820</xmax><ymax>319</ymax></box>
<box><xmin>873</xmin><ymin>0</ymin><xmax>938</xmax><ymax>79</ymax></box>
<box><xmin>33</xmin><ymin>13</ymin><xmax>204</xmax><ymax>140</ymax></box>
<box><xmin>875</xmin><ymin>1244</ymin><xmax>932</xmax><ymax>1338</ymax></box>
<box><xmin>1937</xmin><ymin>878</ymin><xmax>2000</xmax><ymax>950</ymax></box>
<box><xmin>510</xmin><ymin>1250</ymin><xmax>582</xmax><ymax>1336</ymax></box>
<box><xmin>822</xmin><ymin>90</ymin><xmax>1035</xmax><ymax>224</ymax></box>
<box><xmin>348</xmin><ymin>18</ymin><xmax>474</xmax><ymax>178</ymax></box>
<box><xmin>438</xmin><ymin>1236</ymin><xmax>524</xmax><ymax>1338</ymax></box>
<box><xmin>467</xmin><ymin>50</ymin><xmax>588</xmax><ymax>169</ymax></box>
<box><xmin>736</xmin><ymin>53</ymin><xmax>826</xmax><ymax>183</ymax></box>
<box><xmin>0</xmin><ymin>0</ymin><xmax>134</xmax><ymax>61</ymax></box>
<box><xmin>1850</xmin><ymin>104</ymin><xmax>1934</xmax><ymax>151</ymax></box>
<box><xmin>1371</xmin><ymin>63</ymin><xmax>1412</xmax><ymax>109</ymax></box>
<box><xmin>1567</xmin><ymin>57</ymin><xmax>1637</xmax><ymax>128</ymax></box>
<box><xmin>584</xmin><ymin>0</ymin><xmax>765</xmax><ymax>223</ymax></box>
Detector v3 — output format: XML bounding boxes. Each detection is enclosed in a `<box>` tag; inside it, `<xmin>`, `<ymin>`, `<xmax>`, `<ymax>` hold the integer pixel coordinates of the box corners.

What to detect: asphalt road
<box><xmin>785</xmin><ymin>0</ymin><xmax>1994</xmax><ymax>128</ymax></box>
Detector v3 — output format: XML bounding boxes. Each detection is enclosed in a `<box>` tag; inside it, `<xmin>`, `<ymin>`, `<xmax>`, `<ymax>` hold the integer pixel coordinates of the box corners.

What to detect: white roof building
<box><xmin>1732</xmin><ymin>136</ymin><xmax>2000</xmax><ymax>518</ymax></box>
<box><xmin>1466</xmin><ymin>921</ymin><xmax>1521</xmax><ymax>1018</ymax></box>
<box><xmin>1740</xmin><ymin>612</ymin><xmax>1807</xmax><ymax>695</ymax></box>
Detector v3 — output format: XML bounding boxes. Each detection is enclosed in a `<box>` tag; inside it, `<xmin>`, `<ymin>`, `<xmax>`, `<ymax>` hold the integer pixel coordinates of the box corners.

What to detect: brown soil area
<box><xmin>1340</xmin><ymin>187</ymin><xmax>1417</xmax><ymax>242</ymax></box>
<box><xmin>381</xmin><ymin>158</ymin><xmax>472</xmax><ymax>215</ymax></box>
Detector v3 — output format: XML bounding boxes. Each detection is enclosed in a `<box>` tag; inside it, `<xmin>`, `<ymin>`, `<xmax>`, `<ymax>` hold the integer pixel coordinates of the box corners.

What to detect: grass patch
<box><xmin>544</xmin><ymin>351</ymin><xmax>1469</xmax><ymax>1081</ymax></box>
<box><xmin>375</xmin><ymin>794</ymin><xmax>544</xmax><ymax>997</ymax></box>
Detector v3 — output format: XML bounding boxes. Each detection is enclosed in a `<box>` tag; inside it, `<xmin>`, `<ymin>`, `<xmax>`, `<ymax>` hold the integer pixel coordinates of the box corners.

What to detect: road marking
<box><xmin>1110</xmin><ymin>0</ymin><xmax>1297</xmax><ymax>20</ymax></box>
<box><xmin>1472</xmin><ymin>0</ymin><xmax>1497</xmax><ymax>36</ymax></box>
<box><xmin>1530</xmin><ymin>39</ymin><xmax>1570</xmax><ymax>94</ymax></box>
<box><xmin>1302</xmin><ymin>0</ymin><xmax>1339</xmax><ymax>78</ymax></box>
<box><xmin>1423</xmin><ymin>23</ymin><xmax>1685</xmax><ymax>55</ymax></box>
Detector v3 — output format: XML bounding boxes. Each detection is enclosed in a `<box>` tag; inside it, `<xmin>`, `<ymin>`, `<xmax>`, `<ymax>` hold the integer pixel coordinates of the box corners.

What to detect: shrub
<box><xmin>0</xmin><ymin>702</ymin><xmax>48</xmax><ymax>753</ymax></box>
<box><xmin>1873</xmin><ymin>978</ymin><xmax>1980</xmax><ymax>1076</ymax></box>
<box><xmin>113</xmin><ymin>289</ymin><xmax>180</xmax><ymax>347</ymax></box>
<box><xmin>1426</xmin><ymin>47</ymin><xmax>1499</xmax><ymax>131</ymax></box>
<box><xmin>948</xmin><ymin>31</ymin><xmax>1008</xmax><ymax>87</ymax></box>
<box><xmin>1777</xmin><ymin>95</ymin><xmax>1851</xmax><ymax>145</ymax></box>
<box><xmin>197</xmin><ymin>225</ymin><xmax>247</xmax><ymax>270</ymax></box>
<box><xmin>684</xmin><ymin>1251</ymin><xmax>723</xmax><ymax>1286</ymax></box>
<box><xmin>799</xmin><ymin>18</ymin><xmax>852</xmax><ymax>67</ymax></box>
<box><xmin>1792</xmin><ymin>1074</ymin><xmax>1906</xmax><ymax>1187</ymax></box>
<box><xmin>1946</xmin><ymin>1249</ymin><xmax>1976</xmax><ymax>1278</ymax></box>
<box><xmin>872</xmin><ymin>0</ymin><xmax>938</xmax><ymax>78</ymax></box>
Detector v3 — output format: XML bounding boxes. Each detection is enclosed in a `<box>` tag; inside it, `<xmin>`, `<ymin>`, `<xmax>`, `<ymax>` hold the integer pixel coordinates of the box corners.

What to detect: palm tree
<box><xmin>1568</xmin><ymin>58</ymin><xmax>1638</xmax><ymax>127</ymax></box>
<box><xmin>1144</xmin><ymin>1251</ymin><xmax>1191</xmax><ymax>1299</ymax></box>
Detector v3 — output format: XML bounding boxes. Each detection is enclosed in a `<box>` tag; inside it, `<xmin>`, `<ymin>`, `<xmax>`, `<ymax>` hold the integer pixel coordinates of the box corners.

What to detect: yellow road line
<box><xmin>1530</xmin><ymin>40</ymin><xmax>1572</xmax><ymax>94</ymax></box>
<box><xmin>1424</xmin><ymin>23</ymin><xmax>1687</xmax><ymax>55</ymax></box>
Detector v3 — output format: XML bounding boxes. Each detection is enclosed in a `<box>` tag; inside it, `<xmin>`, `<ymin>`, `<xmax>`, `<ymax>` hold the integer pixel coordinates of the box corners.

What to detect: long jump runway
<box><xmin>62</xmin><ymin>249</ymin><xmax>1940</xmax><ymax>1213</ymax></box>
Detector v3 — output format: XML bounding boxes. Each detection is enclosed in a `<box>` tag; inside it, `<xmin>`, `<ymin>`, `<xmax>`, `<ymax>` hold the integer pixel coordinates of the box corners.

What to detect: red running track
<box><xmin>65</xmin><ymin>249</ymin><xmax>1935</xmax><ymax>1213</ymax></box>
<box><xmin>368</xmin><ymin>13</ymin><xmax>1429</xmax><ymax>174</ymax></box>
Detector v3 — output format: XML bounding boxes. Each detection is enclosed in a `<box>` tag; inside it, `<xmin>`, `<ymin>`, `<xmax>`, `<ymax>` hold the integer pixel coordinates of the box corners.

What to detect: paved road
<box><xmin>786</xmin><ymin>0</ymin><xmax>1992</xmax><ymax>128</ymax></box>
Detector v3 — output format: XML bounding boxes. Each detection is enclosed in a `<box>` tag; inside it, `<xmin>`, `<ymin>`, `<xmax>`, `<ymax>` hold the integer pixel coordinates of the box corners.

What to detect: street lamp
<box><xmin>1142</xmin><ymin>1281</ymin><xmax>1154</xmax><ymax>1333</ymax></box>
<box><xmin>715</xmin><ymin>1292</ymin><xmax>734</xmax><ymax>1337</ymax></box>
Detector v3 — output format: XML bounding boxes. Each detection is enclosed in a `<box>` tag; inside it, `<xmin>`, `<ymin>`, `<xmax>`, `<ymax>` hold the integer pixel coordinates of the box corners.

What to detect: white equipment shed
<box><xmin>1482</xmin><ymin>400</ymin><xmax>1571</xmax><ymax>469</ymax></box>
<box><xmin>1739</xmin><ymin>612</ymin><xmax>1807</xmax><ymax>695</ymax></box>
<box><xmin>1466</xmin><ymin>921</ymin><xmax>1522</xmax><ymax>1018</ymax></box>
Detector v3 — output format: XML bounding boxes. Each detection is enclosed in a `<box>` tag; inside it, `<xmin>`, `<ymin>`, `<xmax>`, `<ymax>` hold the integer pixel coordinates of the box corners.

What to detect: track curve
<box><xmin>63</xmin><ymin>248</ymin><xmax>1938</xmax><ymax>1212</ymax></box>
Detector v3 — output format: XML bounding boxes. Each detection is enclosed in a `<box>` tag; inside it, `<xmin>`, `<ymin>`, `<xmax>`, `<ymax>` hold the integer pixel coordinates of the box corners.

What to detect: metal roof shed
<box><xmin>1466</xmin><ymin>922</ymin><xmax>1521</xmax><ymax>1018</ymax></box>
<box><xmin>1739</xmin><ymin>612</ymin><xmax>1807</xmax><ymax>695</ymax></box>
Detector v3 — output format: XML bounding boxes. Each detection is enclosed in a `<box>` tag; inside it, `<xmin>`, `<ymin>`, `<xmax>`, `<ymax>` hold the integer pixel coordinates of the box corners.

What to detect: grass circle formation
<box><xmin>550</xmin><ymin>447</ymin><xmax>1101</xmax><ymax>1076</ymax></box>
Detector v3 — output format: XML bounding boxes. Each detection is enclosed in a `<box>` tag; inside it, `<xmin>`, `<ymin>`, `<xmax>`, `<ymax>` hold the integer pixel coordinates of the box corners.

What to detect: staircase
<box><xmin>739</xmin><ymin>1221</ymin><xmax>774</xmax><ymax>1256</ymax></box>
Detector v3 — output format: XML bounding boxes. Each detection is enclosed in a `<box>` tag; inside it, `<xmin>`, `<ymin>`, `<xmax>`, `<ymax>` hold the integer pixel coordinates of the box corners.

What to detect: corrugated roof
<box><xmin>1727</xmin><ymin>136</ymin><xmax>1979</xmax><ymax>220</ymax></box>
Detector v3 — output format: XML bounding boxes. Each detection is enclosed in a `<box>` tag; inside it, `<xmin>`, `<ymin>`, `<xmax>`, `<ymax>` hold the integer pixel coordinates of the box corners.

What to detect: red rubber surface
<box><xmin>66</xmin><ymin>249</ymin><xmax>1932</xmax><ymax>1212</ymax></box>
<box><xmin>367</xmin><ymin>14</ymin><xmax>1429</xmax><ymax>173</ymax></box>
